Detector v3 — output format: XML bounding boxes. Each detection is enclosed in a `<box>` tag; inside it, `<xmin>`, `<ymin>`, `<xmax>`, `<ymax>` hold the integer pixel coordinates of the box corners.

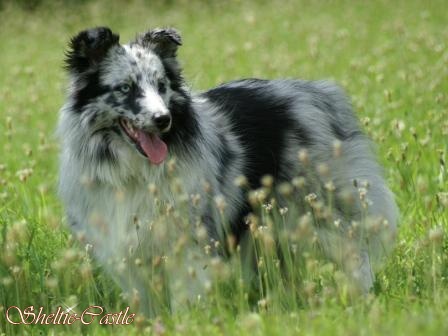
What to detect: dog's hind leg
<box><xmin>351</xmin><ymin>250</ymin><xmax>375</xmax><ymax>294</ymax></box>
<box><xmin>315</xmin><ymin>227</ymin><xmax>375</xmax><ymax>294</ymax></box>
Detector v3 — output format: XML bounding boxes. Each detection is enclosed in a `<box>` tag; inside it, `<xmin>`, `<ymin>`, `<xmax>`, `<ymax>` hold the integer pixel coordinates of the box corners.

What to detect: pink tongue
<box><xmin>136</xmin><ymin>130</ymin><xmax>168</xmax><ymax>165</ymax></box>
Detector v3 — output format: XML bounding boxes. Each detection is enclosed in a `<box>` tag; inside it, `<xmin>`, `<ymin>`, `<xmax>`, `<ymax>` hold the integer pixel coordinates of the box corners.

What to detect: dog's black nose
<box><xmin>153</xmin><ymin>114</ymin><xmax>172</xmax><ymax>131</ymax></box>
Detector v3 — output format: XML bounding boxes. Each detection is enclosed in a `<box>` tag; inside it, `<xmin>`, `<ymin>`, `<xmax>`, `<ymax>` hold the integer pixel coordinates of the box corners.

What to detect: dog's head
<box><xmin>63</xmin><ymin>27</ymin><xmax>191</xmax><ymax>166</ymax></box>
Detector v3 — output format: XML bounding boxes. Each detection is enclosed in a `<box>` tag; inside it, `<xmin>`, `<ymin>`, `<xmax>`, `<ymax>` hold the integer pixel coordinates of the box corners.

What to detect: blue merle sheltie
<box><xmin>58</xmin><ymin>27</ymin><xmax>398</xmax><ymax>315</ymax></box>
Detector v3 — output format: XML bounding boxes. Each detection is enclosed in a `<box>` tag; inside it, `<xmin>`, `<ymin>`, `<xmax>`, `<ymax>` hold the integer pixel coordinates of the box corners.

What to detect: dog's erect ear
<box><xmin>65</xmin><ymin>27</ymin><xmax>120</xmax><ymax>73</ymax></box>
<box><xmin>138</xmin><ymin>28</ymin><xmax>182</xmax><ymax>59</ymax></box>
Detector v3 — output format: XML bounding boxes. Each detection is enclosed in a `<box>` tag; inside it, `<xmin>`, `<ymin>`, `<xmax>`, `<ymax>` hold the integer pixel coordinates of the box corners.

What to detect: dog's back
<box><xmin>201</xmin><ymin>78</ymin><xmax>398</xmax><ymax>265</ymax></box>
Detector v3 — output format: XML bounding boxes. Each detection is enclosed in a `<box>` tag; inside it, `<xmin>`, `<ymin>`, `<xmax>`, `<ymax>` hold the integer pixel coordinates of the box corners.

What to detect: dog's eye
<box><xmin>158</xmin><ymin>80</ymin><xmax>166</xmax><ymax>94</ymax></box>
<box><xmin>119</xmin><ymin>84</ymin><xmax>131</xmax><ymax>94</ymax></box>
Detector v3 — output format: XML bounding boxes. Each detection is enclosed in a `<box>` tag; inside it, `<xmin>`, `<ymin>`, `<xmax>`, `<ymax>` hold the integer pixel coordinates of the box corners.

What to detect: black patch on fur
<box><xmin>205</xmin><ymin>79</ymin><xmax>310</xmax><ymax>187</ymax></box>
<box><xmin>204</xmin><ymin>79</ymin><xmax>312</xmax><ymax>243</ymax></box>
<box><xmin>163</xmin><ymin>59</ymin><xmax>183</xmax><ymax>91</ymax></box>
<box><xmin>111</xmin><ymin>126</ymin><xmax>121</xmax><ymax>135</ymax></box>
<box><xmin>158</xmin><ymin>80</ymin><xmax>167</xmax><ymax>94</ymax></box>
<box><xmin>88</xmin><ymin>113</ymin><xmax>97</xmax><ymax>125</ymax></box>
<box><xmin>66</xmin><ymin>27</ymin><xmax>122</xmax><ymax>113</ymax></box>
<box><xmin>96</xmin><ymin>133</ymin><xmax>116</xmax><ymax>163</ymax></box>
<box><xmin>104</xmin><ymin>94</ymin><xmax>121</xmax><ymax>108</ymax></box>
<box><xmin>122</xmin><ymin>83</ymin><xmax>144</xmax><ymax>115</ymax></box>
<box><xmin>161</xmin><ymin>91</ymin><xmax>200</xmax><ymax>155</ymax></box>
<box><xmin>73</xmin><ymin>71</ymin><xmax>109</xmax><ymax>113</ymax></box>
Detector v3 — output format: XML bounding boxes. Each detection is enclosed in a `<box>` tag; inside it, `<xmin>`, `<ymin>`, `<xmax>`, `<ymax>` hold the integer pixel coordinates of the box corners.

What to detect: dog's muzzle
<box><xmin>153</xmin><ymin>113</ymin><xmax>172</xmax><ymax>133</ymax></box>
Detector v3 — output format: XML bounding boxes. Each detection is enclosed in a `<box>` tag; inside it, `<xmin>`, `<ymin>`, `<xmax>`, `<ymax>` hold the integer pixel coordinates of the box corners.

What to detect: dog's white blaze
<box><xmin>142</xmin><ymin>87</ymin><xmax>169</xmax><ymax>118</ymax></box>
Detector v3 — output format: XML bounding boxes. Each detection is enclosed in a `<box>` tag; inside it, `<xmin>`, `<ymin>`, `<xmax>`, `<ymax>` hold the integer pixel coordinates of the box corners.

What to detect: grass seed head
<box><xmin>196</xmin><ymin>225</ymin><xmax>208</xmax><ymax>241</ymax></box>
<box><xmin>167</xmin><ymin>158</ymin><xmax>176</xmax><ymax>174</ymax></box>
<box><xmin>257</xmin><ymin>298</ymin><xmax>269</xmax><ymax>310</ymax></box>
<box><xmin>7</xmin><ymin>220</ymin><xmax>28</xmax><ymax>245</ymax></box>
<box><xmin>298</xmin><ymin>149</ymin><xmax>310</xmax><ymax>165</ymax></box>
<box><xmin>292</xmin><ymin>176</ymin><xmax>306</xmax><ymax>189</ymax></box>
<box><xmin>248</xmin><ymin>188</ymin><xmax>268</xmax><ymax>206</ymax></box>
<box><xmin>234</xmin><ymin>175</ymin><xmax>248</xmax><ymax>188</ymax></box>
<box><xmin>203</xmin><ymin>181</ymin><xmax>212</xmax><ymax>193</ymax></box>
<box><xmin>279</xmin><ymin>207</ymin><xmax>288</xmax><ymax>216</ymax></box>
<box><xmin>358</xmin><ymin>187</ymin><xmax>368</xmax><ymax>201</ymax></box>
<box><xmin>45</xmin><ymin>277</ymin><xmax>58</xmax><ymax>289</ymax></box>
<box><xmin>305</xmin><ymin>193</ymin><xmax>318</xmax><ymax>205</ymax></box>
<box><xmin>10</xmin><ymin>265</ymin><xmax>22</xmax><ymax>277</ymax></box>
<box><xmin>63</xmin><ymin>248</ymin><xmax>79</xmax><ymax>264</ymax></box>
<box><xmin>261</xmin><ymin>231</ymin><xmax>275</xmax><ymax>252</ymax></box>
<box><xmin>317</xmin><ymin>163</ymin><xmax>329</xmax><ymax>177</ymax></box>
<box><xmin>16</xmin><ymin>168</ymin><xmax>33</xmax><ymax>182</ymax></box>
<box><xmin>437</xmin><ymin>192</ymin><xmax>448</xmax><ymax>208</ymax></box>
<box><xmin>80</xmin><ymin>263</ymin><xmax>92</xmax><ymax>280</ymax></box>
<box><xmin>227</xmin><ymin>234</ymin><xmax>236</xmax><ymax>253</ymax></box>
<box><xmin>296</xmin><ymin>214</ymin><xmax>313</xmax><ymax>240</ymax></box>
<box><xmin>262</xmin><ymin>202</ymin><xmax>273</xmax><ymax>212</ymax></box>
<box><xmin>148</xmin><ymin>183</ymin><xmax>158</xmax><ymax>195</ymax></box>
<box><xmin>214</xmin><ymin>195</ymin><xmax>227</xmax><ymax>213</ymax></box>
<box><xmin>191</xmin><ymin>193</ymin><xmax>201</xmax><ymax>207</ymax></box>
<box><xmin>304</xmin><ymin>281</ymin><xmax>317</xmax><ymax>298</ymax></box>
<box><xmin>261</xmin><ymin>174</ymin><xmax>274</xmax><ymax>188</ymax></box>
<box><xmin>324</xmin><ymin>181</ymin><xmax>336</xmax><ymax>192</ymax></box>
<box><xmin>131</xmin><ymin>289</ymin><xmax>141</xmax><ymax>312</ymax></box>
<box><xmin>204</xmin><ymin>244</ymin><xmax>211</xmax><ymax>255</ymax></box>
<box><xmin>247</xmin><ymin>213</ymin><xmax>259</xmax><ymax>232</ymax></box>
<box><xmin>278</xmin><ymin>182</ymin><xmax>293</xmax><ymax>197</ymax></box>
<box><xmin>1</xmin><ymin>277</ymin><xmax>13</xmax><ymax>287</ymax></box>
<box><xmin>429</xmin><ymin>227</ymin><xmax>444</xmax><ymax>244</ymax></box>
<box><xmin>333</xmin><ymin>140</ymin><xmax>342</xmax><ymax>158</ymax></box>
<box><xmin>188</xmin><ymin>266</ymin><xmax>197</xmax><ymax>278</ymax></box>
<box><xmin>241</xmin><ymin>313</ymin><xmax>262</xmax><ymax>330</ymax></box>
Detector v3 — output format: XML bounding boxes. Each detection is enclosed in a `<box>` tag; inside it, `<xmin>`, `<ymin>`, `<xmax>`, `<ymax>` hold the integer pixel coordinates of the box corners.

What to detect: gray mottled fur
<box><xmin>58</xmin><ymin>27</ymin><xmax>398</xmax><ymax>315</ymax></box>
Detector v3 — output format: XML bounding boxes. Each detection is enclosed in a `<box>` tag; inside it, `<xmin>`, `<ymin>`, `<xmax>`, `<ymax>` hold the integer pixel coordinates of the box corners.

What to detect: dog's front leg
<box><xmin>113</xmin><ymin>254</ymin><xmax>172</xmax><ymax>318</ymax></box>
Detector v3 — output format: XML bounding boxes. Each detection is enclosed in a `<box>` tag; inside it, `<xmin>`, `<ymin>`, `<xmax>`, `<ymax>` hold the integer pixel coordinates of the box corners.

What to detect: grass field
<box><xmin>0</xmin><ymin>0</ymin><xmax>447</xmax><ymax>335</ymax></box>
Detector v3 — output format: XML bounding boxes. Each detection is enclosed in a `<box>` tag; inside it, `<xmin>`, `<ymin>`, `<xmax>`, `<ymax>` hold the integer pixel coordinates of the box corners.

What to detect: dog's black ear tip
<box><xmin>70</xmin><ymin>26</ymin><xmax>120</xmax><ymax>47</ymax></box>
<box><xmin>138</xmin><ymin>27</ymin><xmax>182</xmax><ymax>57</ymax></box>
<box><xmin>142</xmin><ymin>27</ymin><xmax>181</xmax><ymax>43</ymax></box>
<box><xmin>89</xmin><ymin>26</ymin><xmax>120</xmax><ymax>44</ymax></box>
<box><xmin>163</xmin><ymin>27</ymin><xmax>182</xmax><ymax>45</ymax></box>
<box><xmin>65</xmin><ymin>26</ymin><xmax>120</xmax><ymax>73</ymax></box>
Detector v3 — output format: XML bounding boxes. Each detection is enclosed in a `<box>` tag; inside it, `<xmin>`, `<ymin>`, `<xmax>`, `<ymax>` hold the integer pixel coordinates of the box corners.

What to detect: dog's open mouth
<box><xmin>119</xmin><ymin>118</ymin><xmax>168</xmax><ymax>165</ymax></box>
